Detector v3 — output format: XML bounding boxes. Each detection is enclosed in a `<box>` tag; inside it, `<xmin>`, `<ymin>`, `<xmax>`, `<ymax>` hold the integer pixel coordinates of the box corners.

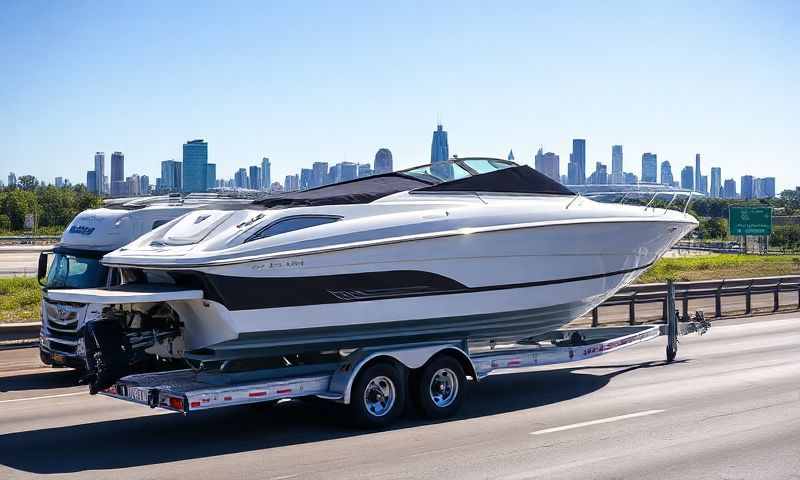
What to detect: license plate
<box><xmin>51</xmin><ymin>353</ymin><xmax>65</xmax><ymax>364</ymax></box>
<box><xmin>128</xmin><ymin>388</ymin><xmax>150</xmax><ymax>403</ymax></box>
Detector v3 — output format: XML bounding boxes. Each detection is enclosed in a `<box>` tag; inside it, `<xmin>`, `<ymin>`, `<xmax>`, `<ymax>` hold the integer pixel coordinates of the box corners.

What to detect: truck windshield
<box><xmin>46</xmin><ymin>254</ymin><xmax>109</xmax><ymax>289</ymax></box>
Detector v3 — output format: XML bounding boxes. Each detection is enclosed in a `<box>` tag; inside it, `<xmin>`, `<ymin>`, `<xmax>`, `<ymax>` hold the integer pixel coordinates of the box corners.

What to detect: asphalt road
<box><xmin>1</xmin><ymin>315</ymin><xmax>798</xmax><ymax>479</ymax></box>
<box><xmin>0</xmin><ymin>247</ymin><xmax>47</xmax><ymax>277</ymax></box>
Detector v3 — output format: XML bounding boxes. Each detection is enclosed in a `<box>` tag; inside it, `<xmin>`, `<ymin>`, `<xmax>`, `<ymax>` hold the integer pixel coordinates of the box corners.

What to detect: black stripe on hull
<box><xmin>172</xmin><ymin>262</ymin><xmax>652</xmax><ymax>311</ymax></box>
<box><xmin>187</xmin><ymin>300</ymin><xmax>590</xmax><ymax>360</ymax></box>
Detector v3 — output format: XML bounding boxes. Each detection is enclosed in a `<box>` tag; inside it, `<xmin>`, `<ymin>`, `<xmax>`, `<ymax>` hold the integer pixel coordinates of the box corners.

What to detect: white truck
<box><xmin>37</xmin><ymin>194</ymin><xmax>255</xmax><ymax>370</ymax></box>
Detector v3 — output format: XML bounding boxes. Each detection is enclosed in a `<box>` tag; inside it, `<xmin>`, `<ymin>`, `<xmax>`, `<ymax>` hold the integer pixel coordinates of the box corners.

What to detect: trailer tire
<box><xmin>416</xmin><ymin>356</ymin><xmax>466</xmax><ymax>420</ymax></box>
<box><xmin>349</xmin><ymin>362</ymin><xmax>406</xmax><ymax>428</ymax></box>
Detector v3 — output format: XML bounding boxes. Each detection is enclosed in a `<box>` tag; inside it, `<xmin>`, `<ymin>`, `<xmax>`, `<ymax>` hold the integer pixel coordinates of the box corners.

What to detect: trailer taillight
<box><xmin>168</xmin><ymin>397</ymin><xmax>184</xmax><ymax>410</ymax></box>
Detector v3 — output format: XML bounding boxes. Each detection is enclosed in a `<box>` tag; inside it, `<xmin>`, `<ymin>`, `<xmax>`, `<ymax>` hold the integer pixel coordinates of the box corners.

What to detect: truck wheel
<box><xmin>350</xmin><ymin>362</ymin><xmax>406</xmax><ymax>428</ymax></box>
<box><xmin>416</xmin><ymin>356</ymin><xmax>466</xmax><ymax>420</ymax></box>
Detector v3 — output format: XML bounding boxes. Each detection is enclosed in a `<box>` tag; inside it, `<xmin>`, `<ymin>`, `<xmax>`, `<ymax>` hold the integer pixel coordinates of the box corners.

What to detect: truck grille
<box><xmin>43</xmin><ymin>301</ymin><xmax>86</xmax><ymax>354</ymax></box>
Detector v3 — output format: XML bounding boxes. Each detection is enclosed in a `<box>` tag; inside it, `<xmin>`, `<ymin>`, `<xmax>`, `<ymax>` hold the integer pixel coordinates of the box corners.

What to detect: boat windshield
<box><xmin>401</xmin><ymin>158</ymin><xmax>516</xmax><ymax>183</ymax></box>
<box><xmin>46</xmin><ymin>253</ymin><xmax>109</xmax><ymax>289</ymax></box>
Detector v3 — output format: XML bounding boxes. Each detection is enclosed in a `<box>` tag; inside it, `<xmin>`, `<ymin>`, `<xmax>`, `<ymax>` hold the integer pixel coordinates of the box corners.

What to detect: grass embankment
<box><xmin>0</xmin><ymin>277</ymin><xmax>41</xmax><ymax>323</ymax></box>
<box><xmin>638</xmin><ymin>254</ymin><xmax>800</xmax><ymax>283</ymax></box>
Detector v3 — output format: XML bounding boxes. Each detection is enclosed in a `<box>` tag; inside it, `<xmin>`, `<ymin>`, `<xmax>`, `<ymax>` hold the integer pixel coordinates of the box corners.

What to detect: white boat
<box><xmin>48</xmin><ymin>158</ymin><xmax>697</xmax><ymax>389</ymax></box>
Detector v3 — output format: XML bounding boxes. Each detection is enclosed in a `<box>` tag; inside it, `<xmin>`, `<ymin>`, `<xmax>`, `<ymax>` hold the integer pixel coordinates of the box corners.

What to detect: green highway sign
<box><xmin>729</xmin><ymin>207</ymin><xmax>773</xmax><ymax>236</ymax></box>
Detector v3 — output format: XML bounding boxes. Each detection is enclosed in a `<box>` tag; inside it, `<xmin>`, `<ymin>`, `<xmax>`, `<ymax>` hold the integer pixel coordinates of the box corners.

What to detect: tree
<box><xmin>17</xmin><ymin>175</ymin><xmax>38</xmax><ymax>191</ymax></box>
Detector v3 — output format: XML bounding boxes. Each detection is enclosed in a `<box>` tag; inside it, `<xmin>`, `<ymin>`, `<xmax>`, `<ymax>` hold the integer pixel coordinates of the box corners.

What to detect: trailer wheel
<box><xmin>666</xmin><ymin>343</ymin><xmax>677</xmax><ymax>363</ymax></box>
<box><xmin>350</xmin><ymin>362</ymin><xmax>406</xmax><ymax>428</ymax></box>
<box><xmin>416</xmin><ymin>356</ymin><xmax>466</xmax><ymax>420</ymax></box>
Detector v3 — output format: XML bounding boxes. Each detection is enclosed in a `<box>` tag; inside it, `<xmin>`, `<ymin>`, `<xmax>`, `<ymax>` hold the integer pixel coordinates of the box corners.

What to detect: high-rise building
<box><xmin>261</xmin><ymin>158</ymin><xmax>271</xmax><ymax>191</ymax></box>
<box><xmin>94</xmin><ymin>152</ymin><xmax>105</xmax><ymax>195</ymax></box>
<box><xmin>270</xmin><ymin>181</ymin><xmax>283</xmax><ymax>193</ymax></box>
<box><xmin>568</xmin><ymin>139</ymin><xmax>586</xmax><ymax>185</ymax></box>
<box><xmin>234</xmin><ymin>168</ymin><xmax>249</xmax><ymax>189</ymax></box>
<box><xmin>695</xmin><ymin>154</ymin><xmax>702</xmax><ymax>193</ymax></box>
<box><xmin>761</xmin><ymin>177</ymin><xmax>776</xmax><ymax>198</ymax></box>
<box><xmin>7</xmin><ymin>172</ymin><xmax>16</xmax><ymax>188</ymax></box>
<box><xmin>284</xmin><ymin>174</ymin><xmax>299</xmax><ymax>192</ymax></box>
<box><xmin>182</xmin><ymin>139</ymin><xmax>208</xmax><ymax>193</ymax></box>
<box><xmin>160</xmin><ymin>160</ymin><xmax>182</xmax><ymax>192</ymax></box>
<box><xmin>430</xmin><ymin>124</ymin><xmax>452</xmax><ymax>179</ymax></box>
<box><xmin>86</xmin><ymin>171</ymin><xmax>97</xmax><ymax>193</ymax></box>
<box><xmin>587</xmin><ymin>162</ymin><xmax>608</xmax><ymax>185</ymax></box>
<box><xmin>624</xmin><ymin>172</ymin><xmax>638</xmax><ymax>184</ymax></box>
<box><xmin>55</xmin><ymin>177</ymin><xmax>64</xmax><ymax>188</ymax></box>
<box><xmin>710</xmin><ymin>167</ymin><xmax>722</xmax><ymax>198</ymax></box>
<box><xmin>741</xmin><ymin>175</ymin><xmax>754</xmax><ymax>200</ymax></box>
<box><xmin>126</xmin><ymin>174</ymin><xmax>140</xmax><ymax>196</ymax></box>
<box><xmin>641</xmin><ymin>153</ymin><xmax>657</xmax><ymax>183</ymax></box>
<box><xmin>700</xmin><ymin>175</ymin><xmax>708</xmax><ymax>195</ymax></box>
<box><xmin>358</xmin><ymin>163</ymin><xmax>372</xmax><ymax>178</ymax></box>
<box><xmin>534</xmin><ymin>148</ymin><xmax>560</xmax><ymax>181</ymax></box>
<box><xmin>247</xmin><ymin>166</ymin><xmax>261</xmax><ymax>190</ymax></box>
<box><xmin>206</xmin><ymin>164</ymin><xmax>216</xmax><ymax>190</ymax></box>
<box><xmin>341</xmin><ymin>162</ymin><xmax>358</xmax><ymax>182</ymax></box>
<box><xmin>610</xmin><ymin>145</ymin><xmax>624</xmax><ymax>184</ymax></box>
<box><xmin>300</xmin><ymin>168</ymin><xmax>313</xmax><ymax>190</ymax></box>
<box><xmin>660</xmin><ymin>161</ymin><xmax>673</xmax><ymax>186</ymax></box>
<box><xmin>140</xmin><ymin>175</ymin><xmax>149</xmax><ymax>194</ymax></box>
<box><xmin>507</xmin><ymin>150</ymin><xmax>514</xmax><ymax>162</ymax></box>
<box><xmin>681</xmin><ymin>166</ymin><xmax>694</xmax><ymax>190</ymax></box>
<box><xmin>723</xmin><ymin>179</ymin><xmax>737</xmax><ymax>199</ymax></box>
<box><xmin>110</xmin><ymin>152</ymin><xmax>124</xmax><ymax>196</ymax></box>
<box><xmin>374</xmin><ymin>149</ymin><xmax>393</xmax><ymax>174</ymax></box>
<box><xmin>311</xmin><ymin>162</ymin><xmax>328</xmax><ymax>188</ymax></box>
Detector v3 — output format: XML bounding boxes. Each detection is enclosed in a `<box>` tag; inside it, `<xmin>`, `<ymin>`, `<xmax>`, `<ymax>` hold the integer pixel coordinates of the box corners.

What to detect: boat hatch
<box><xmin>162</xmin><ymin>210</ymin><xmax>233</xmax><ymax>246</ymax></box>
<box><xmin>46</xmin><ymin>284</ymin><xmax>204</xmax><ymax>305</ymax></box>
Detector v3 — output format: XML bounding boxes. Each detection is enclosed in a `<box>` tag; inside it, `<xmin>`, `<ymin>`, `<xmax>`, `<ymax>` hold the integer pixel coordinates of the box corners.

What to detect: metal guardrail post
<box><xmin>629</xmin><ymin>293</ymin><xmax>636</xmax><ymax>325</ymax></box>
<box><xmin>774</xmin><ymin>280</ymin><xmax>782</xmax><ymax>312</ymax></box>
<box><xmin>682</xmin><ymin>289</ymin><xmax>689</xmax><ymax>321</ymax></box>
<box><xmin>715</xmin><ymin>281</ymin><xmax>723</xmax><ymax>318</ymax></box>
<box><xmin>745</xmin><ymin>281</ymin><xmax>752</xmax><ymax>315</ymax></box>
<box><xmin>591</xmin><ymin>308</ymin><xmax>599</xmax><ymax>327</ymax></box>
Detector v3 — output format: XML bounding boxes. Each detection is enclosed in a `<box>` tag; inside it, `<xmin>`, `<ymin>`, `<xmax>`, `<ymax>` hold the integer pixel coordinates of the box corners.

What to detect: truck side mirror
<box><xmin>37</xmin><ymin>251</ymin><xmax>50</xmax><ymax>286</ymax></box>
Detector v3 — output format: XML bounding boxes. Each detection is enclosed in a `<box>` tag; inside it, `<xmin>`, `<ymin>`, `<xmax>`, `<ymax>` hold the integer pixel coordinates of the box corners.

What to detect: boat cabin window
<box><xmin>246</xmin><ymin>216</ymin><xmax>340</xmax><ymax>242</ymax></box>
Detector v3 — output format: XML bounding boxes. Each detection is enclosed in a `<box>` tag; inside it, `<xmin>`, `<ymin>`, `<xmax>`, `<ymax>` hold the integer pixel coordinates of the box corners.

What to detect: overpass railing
<box><xmin>592</xmin><ymin>275</ymin><xmax>800</xmax><ymax>326</ymax></box>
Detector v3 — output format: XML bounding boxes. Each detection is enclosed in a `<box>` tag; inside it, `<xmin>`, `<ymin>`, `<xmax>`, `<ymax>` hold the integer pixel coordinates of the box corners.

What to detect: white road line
<box><xmin>0</xmin><ymin>392</ymin><xmax>87</xmax><ymax>404</ymax></box>
<box><xmin>530</xmin><ymin>409</ymin><xmax>665</xmax><ymax>435</ymax></box>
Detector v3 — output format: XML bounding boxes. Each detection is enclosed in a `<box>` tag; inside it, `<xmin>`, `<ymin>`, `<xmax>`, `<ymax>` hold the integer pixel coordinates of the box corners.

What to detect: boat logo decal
<box><xmin>68</xmin><ymin>225</ymin><xmax>95</xmax><ymax>235</ymax></box>
<box><xmin>251</xmin><ymin>259</ymin><xmax>304</xmax><ymax>271</ymax></box>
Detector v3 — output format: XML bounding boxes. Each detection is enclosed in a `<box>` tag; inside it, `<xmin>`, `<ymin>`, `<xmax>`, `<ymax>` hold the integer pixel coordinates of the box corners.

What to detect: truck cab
<box><xmin>39</xmin><ymin>194</ymin><xmax>255</xmax><ymax>370</ymax></box>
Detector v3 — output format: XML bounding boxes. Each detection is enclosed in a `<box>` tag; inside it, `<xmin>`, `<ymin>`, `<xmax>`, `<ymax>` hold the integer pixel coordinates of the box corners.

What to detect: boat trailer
<box><xmin>99</xmin><ymin>282</ymin><xmax>709</xmax><ymax>427</ymax></box>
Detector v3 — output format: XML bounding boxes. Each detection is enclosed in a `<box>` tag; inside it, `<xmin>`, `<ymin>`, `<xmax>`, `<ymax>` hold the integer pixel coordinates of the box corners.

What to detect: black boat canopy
<box><xmin>252</xmin><ymin>158</ymin><xmax>574</xmax><ymax>209</ymax></box>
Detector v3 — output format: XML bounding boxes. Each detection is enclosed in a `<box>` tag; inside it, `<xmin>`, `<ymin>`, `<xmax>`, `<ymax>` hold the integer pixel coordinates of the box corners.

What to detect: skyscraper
<box><xmin>55</xmin><ymin>177</ymin><xmax>64</xmax><ymax>188</ymax></box>
<box><xmin>94</xmin><ymin>152</ymin><xmax>105</xmax><ymax>195</ymax></box>
<box><xmin>311</xmin><ymin>162</ymin><xmax>328</xmax><ymax>188</ymax></box>
<box><xmin>261</xmin><ymin>158</ymin><xmax>271</xmax><ymax>191</ymax></box>
<box><xmin>710</xmin><ymin>167</ymin><xmax>722</xmax><ymax>198</ymax></box>
<box><xmin>249</xmin><ymin>166</ymin><xmax>262</xmax><ymax>190</ymax></box>
<box><xmin>587</xmin><ymin>162</ymin><xmax>608</xmax><ymax>185</ymax></box>
<box><xmin>374</xmin><ymin>148</ymin><xmax>393</xmax><ymax>174</ymax></box>
<box><xmin>507</xmin><ymin>150</ymin><xmax>514</xmax><ymax>162</ymax></box>
<box><xmin>300</xmin><ymin>168</ymin><xmax>313</xmax><ymax>190</ymax></box>
<box><xmin>741</xmin><ymin>175</ymin><xmax>754</xmax><ymax>200</ymax></box>
<box><xmin>284</xmin><ymin>174</ymin><xmax>299</xmax><ymax>192</ymax></box>
<box><xmin>340</xmin><ymin>162</ymin><xmax>358</xmax><ymax>182</ymax></box>
<box><xmin>430</xmin><ymin>124</ymin><xmax>452</xmax><ymax>179</ymax></box>
<box><xmin>86</xmin><ymin>171</ymin><xmax>96</xmax><ymax>193</ymax></box>
<box><xmin>723</xmin><ymin>179</ymin><xmax>737</xmax><ymax>199</ymax></box>
<box><xmin>610</xmin><ymin>145</ymin><xmax>623</xmax><ymax>184</ymax></box>
<box><xmin>534</xmin><ymin>147</ymin><xmax>560</xmax><ymax>181</ymax></box>
<box><xmin>206</xmin><ymin>164</ymin><xmax>216</xmax><ymax>190</ymax></box>
<box><xmin>358</xmin><ymin>163</ymin><xmax>372</xmax><ymax>178</ymax></box>
<box><xmin>7</xmin><ymin>172</ymin><xmax>16</xmax><ymax>188</ymax></box>
<box><xmin>140</xmin><ymin>175</ymin><xmax>149</xmax><ymax>194</ymax></box>
<box><xmin>695</xmin><ymin>154</ymin><xmax>702</xmax><ymax>193</ymax></box>
<box><xmin>681</xmin><ymin>166</ymin><xmax>694</xmax><ymax>190</ymax></box>
<box><xmin>110</xmin><ymin>151</ymin><xmax>125</xmax><ymax>197</ymax></box>
<box><xmin>568</xmin><ymin>139</ymin><xmax>586</xmax><ymax>185</ymax></box>
<box><xmin>660</xmin><ymin>161</ymin><xmax>673</xmax><ymax>185</ymax></box>
<box><xmin>761</xmin><ymin>177</ymin><xmax>776</xmax><ymax>198</ymax></box>
<box><xmin>182</xmin><ymin>139</ymin><xmax>208</xmax><ymax>193</ymax></box>
<box><xmin>234</xmin><ymin>168</ymin><xmax>249</xmax><ymax>189</ymax></box>
<box><xmin>641</xmin><ymin>153</ymin><xmax>657</xmax><ymax>183</ymax></box>
<box><xmin>160</xmin><ymin>160</ymin><xmax>181</xmax><ymax>192</ymax></box>
<box><xmin>700</xmin><ymin>175</ymin><xmax>708</xmax><ymax>195</ymax></box>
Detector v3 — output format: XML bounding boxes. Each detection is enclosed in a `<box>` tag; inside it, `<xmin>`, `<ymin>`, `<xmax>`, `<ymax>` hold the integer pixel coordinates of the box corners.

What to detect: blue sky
<box><xmin>1</xmin><ymin>0</ymin><xmax>798</xmax><ymax>190</ymax></box>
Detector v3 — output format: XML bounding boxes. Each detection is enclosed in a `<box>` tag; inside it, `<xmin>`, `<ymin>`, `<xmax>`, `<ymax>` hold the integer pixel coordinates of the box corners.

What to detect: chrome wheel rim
<box><xmin>429</xmin><ymin>368</ymin><xmax>458</xmax><ymax>408</ymax></box>
<box><xmin>363</xmin><ymin>375</ymin><xmax>396</xmax><ymax>417</ymax></box>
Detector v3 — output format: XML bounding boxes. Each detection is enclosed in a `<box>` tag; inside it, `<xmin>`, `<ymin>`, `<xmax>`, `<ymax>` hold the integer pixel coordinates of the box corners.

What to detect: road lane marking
<box><xmin>0</xmin><ymin>392</ymin><xmax>87</xmax><ymax>404</ymax></box>
<box><xmin>529</xmin><ymin>409</ymin><xmax>665</xmax><ymax>435</ymax></box>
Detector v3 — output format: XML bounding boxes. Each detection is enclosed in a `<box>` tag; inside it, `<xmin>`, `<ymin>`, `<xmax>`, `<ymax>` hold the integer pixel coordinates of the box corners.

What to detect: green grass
<box><xmin>0</xmin><ymin>277</ymin><xmax>41</xmax><ymax>323</ymax></box>
<box><xmin>0</xmin><ymin>225</ymin><xmax>65</xmax><ymax>236</ymax></box>
<box><xmin>638</xmin><ymin>254</ymin><xmax>800</xmax><ymax>283</ymax></box>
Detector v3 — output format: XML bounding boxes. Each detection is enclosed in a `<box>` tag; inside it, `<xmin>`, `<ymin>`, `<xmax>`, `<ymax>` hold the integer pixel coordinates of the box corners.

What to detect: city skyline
<box><xmin>2</xmin><ymin>2</ymin><xmax>797</xmax><ymax>190</ymax></box>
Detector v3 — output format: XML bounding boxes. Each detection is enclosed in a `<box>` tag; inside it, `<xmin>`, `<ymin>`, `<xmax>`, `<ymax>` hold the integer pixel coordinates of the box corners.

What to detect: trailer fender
<box><xmin>329</xmin><ymin>343</ymin><xmax>476</xmax><ymax>405</ymax></box>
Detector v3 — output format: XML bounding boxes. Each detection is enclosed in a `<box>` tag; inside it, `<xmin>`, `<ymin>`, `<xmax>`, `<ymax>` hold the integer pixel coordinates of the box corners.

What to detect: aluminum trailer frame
<box><xmin>99</xmin><ymin>315</ymin><xmax>706</xmax><ymax>415</ymax></box>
